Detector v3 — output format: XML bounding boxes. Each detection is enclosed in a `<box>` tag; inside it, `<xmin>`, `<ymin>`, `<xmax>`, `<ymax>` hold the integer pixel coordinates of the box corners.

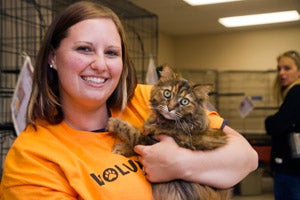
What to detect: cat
<box><xmin>106</xmin><ymin>65</ymin><xmax>231</xmax><ymax>200</ymax></box>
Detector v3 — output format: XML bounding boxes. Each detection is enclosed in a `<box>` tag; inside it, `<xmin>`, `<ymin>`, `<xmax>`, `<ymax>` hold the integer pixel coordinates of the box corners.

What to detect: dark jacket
<box><xmin>265</xmin><ymin>84</ymin><xmax>300</xmax><ymax>176</ymax></box>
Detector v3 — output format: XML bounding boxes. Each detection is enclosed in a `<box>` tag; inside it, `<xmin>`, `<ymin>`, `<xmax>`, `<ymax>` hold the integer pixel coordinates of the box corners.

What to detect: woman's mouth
<box><xmin>81</xmin><ymin>76</ymin><xmax>106</xmax><ymax>84</ymax></box>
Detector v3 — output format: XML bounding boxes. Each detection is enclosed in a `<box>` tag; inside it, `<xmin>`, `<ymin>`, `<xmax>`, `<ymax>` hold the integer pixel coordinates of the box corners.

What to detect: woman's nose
<box><xmin>278</xmin><ymin>68</ymin><xmax>284</xmax><ymax>76</ymax></box>
<box><xmin>91</xmin><ymin>54</ymin><xmax>107</xmax><ymax>71</ymax></box>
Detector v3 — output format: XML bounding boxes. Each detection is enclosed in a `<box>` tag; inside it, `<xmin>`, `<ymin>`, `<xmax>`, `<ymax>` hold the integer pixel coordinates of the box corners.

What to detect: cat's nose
<box><xmin>167</xmin><ymin>106</ymin><xmax>176</xmax><ymax>112</ymax></box>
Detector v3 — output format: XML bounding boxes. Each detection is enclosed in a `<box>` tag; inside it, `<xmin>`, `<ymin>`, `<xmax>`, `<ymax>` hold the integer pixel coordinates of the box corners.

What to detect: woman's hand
<box><xmin>134</xmin><ymin>135</ymin><xmax>184</xmax><ymax>182</ymax></box>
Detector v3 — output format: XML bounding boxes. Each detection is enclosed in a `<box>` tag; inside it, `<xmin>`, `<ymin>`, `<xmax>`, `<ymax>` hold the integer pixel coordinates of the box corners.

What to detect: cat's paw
<box><xmin>112</xmin><ymin>143</ymin><xmax>136</xmax><ymax>157</ymax></box>
<box><xmin>106</xmin><ymin>117</ymin><xmax>122</xmax><ymax>133</ymax></box>
<box><xmin>112</xmin><ymin>143</ymin><xmax>125</xmax><ymax>154</ymax></box>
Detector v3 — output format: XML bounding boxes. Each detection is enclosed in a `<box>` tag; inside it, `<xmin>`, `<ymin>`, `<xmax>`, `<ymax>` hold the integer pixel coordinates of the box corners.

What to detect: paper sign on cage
<box><xmin>145</xmin><ymin>55</ymin><xmax>158</xmax><ymax>84</ymax></box>
<box><xmin>238</xmin><ymin>96</ymin><xmax>254</xmax><ymax>118</ymax></box>
<box><xmin>11</xmin><ymin>56</ymin><xmax>34</xmax><ymax>135</ymax></box>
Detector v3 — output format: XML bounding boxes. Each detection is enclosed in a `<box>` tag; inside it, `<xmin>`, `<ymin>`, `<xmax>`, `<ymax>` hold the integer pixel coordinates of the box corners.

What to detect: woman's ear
<box><xmin>48</xmin><ymin>48</ymin><xmax>57</xmax><ymax>69</ymax></box>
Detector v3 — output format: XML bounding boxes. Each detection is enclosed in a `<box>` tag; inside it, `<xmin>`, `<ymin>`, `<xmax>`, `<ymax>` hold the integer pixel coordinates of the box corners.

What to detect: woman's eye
<box><xmin>163</xmin><ymin>89</ymin><xmax>171</xmax><ymax>98</ymax></box>
<box><xmin>180</xmin><ymin>98</ymin><xmax>190</xmax><ymax>105</ymax></box>
<box><xmin>283</xmin><ymin>65</ymin><xmax>291</xmax><ymax>71</ymax></box>
<box><xmin>106</xmin><ymin>50</ymin><xmax>120</xmax><ymax>57</ymax></box>
<box><xmin>77</xmin><ymin>46</ymin><xmax>92</xmax><ymax>53</ymax></box>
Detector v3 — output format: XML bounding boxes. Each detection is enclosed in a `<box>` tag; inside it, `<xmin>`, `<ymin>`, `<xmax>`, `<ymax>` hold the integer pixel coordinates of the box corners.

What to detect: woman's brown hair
<box><xmin>26</xmin><ymin>1</ymin><xmax>137</xmax><ymax>126</ymax></box>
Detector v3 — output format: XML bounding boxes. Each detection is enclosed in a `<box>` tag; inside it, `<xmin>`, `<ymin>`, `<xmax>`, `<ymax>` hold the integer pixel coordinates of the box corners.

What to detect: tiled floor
<box><xmin>233</xmin><ymin>171</ymin><xmax>274</xmax><ymax>200</ymax></box>
<box><xmin>233</xmin><ymin>192</ymin><xmax>274</xmax><ymax>200</ymax></box>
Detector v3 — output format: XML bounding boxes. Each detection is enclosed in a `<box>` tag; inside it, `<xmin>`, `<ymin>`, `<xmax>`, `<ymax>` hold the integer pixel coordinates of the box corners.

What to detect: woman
<box><xmin>1</xmin><ymin>1</ymin><xmax>257</xmax><ymax>199</ymax></box>
<box><xmin>265</xmin><ymin>50</ymin><xmax>300</xmax><ymax>200</ymax></box>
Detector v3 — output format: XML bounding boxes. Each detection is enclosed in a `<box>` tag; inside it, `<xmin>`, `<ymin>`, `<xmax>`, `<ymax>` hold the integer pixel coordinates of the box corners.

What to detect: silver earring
<box><xmin>49</xmin><ymin>64</ymin><xmax>53</xmax><ymax>68</ymax></box>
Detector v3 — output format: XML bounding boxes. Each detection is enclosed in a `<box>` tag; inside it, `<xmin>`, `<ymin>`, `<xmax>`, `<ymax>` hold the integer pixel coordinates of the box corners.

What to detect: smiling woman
<box><xmin>49</xmin><ymin>18</ymin><xmax>123</xmax><ymax>131</ymax></box>
<box><xmin>0</xmin><ymin>2</ymin><xmax>152</xmax><ymax>199</ymax></box>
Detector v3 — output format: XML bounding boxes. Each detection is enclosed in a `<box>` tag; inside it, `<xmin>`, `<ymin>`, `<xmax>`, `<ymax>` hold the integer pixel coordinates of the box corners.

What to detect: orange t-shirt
<box><xmin>0</xmin><ymin>84</ymin><xmax>224</xmax><ymax>199</ymax></box>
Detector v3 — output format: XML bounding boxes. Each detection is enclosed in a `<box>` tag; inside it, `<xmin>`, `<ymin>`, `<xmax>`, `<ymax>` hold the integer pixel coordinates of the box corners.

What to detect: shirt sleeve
<box><xmin>0</xmin><ymin>127</ymin><xmax>78</xmax><ymax>199</ymax></box>
<box><xmin>207</xmin><ymin>110</ymin><xmax>226</xmax><ymax>130</ymax></box>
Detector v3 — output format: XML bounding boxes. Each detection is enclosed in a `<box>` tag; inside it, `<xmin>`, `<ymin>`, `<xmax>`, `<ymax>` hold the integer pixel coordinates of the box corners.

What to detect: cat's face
<box><xmin>150</xmin><ymin>76</ymin><xmax>210</xmax><ymax>123</ymax></box>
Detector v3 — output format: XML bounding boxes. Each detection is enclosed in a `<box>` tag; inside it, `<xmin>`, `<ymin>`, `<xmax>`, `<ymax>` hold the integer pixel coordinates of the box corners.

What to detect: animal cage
<box><xmin>0</xmin><ymin>0</ymin><xmax>158</xmax><ymax>176</ymax></box>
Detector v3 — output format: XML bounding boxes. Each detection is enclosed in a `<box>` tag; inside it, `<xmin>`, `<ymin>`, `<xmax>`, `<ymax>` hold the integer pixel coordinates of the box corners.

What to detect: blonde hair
<box><xmin>273</xmin><ymin>50</ymin><xmax>300</xmax><ymax>104</ymax></box>
<box><xmin>27</xmin><ymin>1</ymin><xmax>137</xmax><ymax>127</ymax></box>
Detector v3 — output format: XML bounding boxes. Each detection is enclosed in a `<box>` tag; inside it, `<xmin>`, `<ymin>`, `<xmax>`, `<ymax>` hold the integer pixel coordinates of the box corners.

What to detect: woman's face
<box><xmin>50</xmin><ymin>18</ymin><xmax>122</xmax><ymax>110</ymax></box>
<box><xmin>277</xmin><ymin>56</ymin><xmax>300</xmax><ymax>87</ymax></box>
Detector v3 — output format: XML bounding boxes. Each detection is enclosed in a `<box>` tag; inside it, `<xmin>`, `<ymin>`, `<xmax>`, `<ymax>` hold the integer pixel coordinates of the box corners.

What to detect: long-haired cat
<box><xmin>106</xmin><ymin>65</ymin><xmax>231</xmax><ymax>200</ymax></box>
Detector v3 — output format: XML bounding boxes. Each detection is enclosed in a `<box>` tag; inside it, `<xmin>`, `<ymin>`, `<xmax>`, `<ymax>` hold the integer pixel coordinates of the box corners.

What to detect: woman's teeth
<box><xmin>82</xmin><ymin>76</ymin><xmax>105</xmax><ymax>84</ymax></box>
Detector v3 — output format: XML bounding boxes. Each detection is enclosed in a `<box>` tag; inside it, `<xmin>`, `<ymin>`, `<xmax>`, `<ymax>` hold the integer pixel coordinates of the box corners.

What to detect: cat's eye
<box><xmin>180</xmin><ymin>98</ymin><xmax>190</xmax><ymax>105</ymax></box>
<box><xmin>163</xmin><ymin>89</ymin><xmax>172</xmax><ymax>98</ymax></box>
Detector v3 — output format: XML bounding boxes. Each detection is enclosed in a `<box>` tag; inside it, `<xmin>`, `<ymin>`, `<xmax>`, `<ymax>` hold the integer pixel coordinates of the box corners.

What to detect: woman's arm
<box><xmin>265</xmin><ymin>85</ymin><xmax>300</xmax><ymax>135</ymax></box>
<box><xmin>134</xmin><ymin>125</ymin><xmax>258</xmax><ymax>189</ymax></box>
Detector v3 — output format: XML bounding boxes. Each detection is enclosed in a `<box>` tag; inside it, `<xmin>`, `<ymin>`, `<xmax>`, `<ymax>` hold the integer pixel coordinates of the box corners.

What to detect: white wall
<box><xmin>157</xmin><ymin>32</ymin><xmax>176</xmax><ymax>67</ymax></box>
<box><xmin>158</xmin><ymin>26</ymin><xmax>300</xmax><ymax>71</ymax></box>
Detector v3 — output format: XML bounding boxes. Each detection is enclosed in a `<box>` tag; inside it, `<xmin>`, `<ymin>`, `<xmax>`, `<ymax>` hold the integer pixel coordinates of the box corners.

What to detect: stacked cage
<box><xmin>0</xmin><ymin>0</ymin><xmax>65</xmax><ymax>178</ymax></box>
<box><xmin>0</xmin><ymin>0</ymin><xmax>158</xmax><ymax>175</ymax></box>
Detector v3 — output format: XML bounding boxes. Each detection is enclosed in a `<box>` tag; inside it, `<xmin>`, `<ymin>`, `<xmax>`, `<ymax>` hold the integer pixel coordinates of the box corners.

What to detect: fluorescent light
<box><xmin>183</xmin><ymin>0</ymin><xmax>244</xmax><ymax>6</ymax></box>
<box><xmin>219</xmin><ymin>10</ymin><xmax>300</xmax><ymax>27</ymax></box>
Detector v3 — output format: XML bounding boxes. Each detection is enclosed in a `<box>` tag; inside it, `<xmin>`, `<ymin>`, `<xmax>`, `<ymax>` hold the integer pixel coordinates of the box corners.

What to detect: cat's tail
<box><xmin>152</xmin><ymin>180</ymin><xmax>232</xmax><ymax>200</ymax></box>
<box><xmin>199</xmin><ymin>186</ymin><xmax>232</xmax><ymax>200</ymax></box>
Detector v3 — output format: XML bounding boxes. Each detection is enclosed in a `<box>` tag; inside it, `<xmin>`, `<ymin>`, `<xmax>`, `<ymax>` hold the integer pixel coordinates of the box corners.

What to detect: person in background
<box><xmin>265</xmin><ymin>50</ymin><xmax>300</xmax><ymax>200</ymax></box>
<box><xmin>0</xmin><ymin>1</ymin><xmax>257</xmax><ymax>199</ymax></box>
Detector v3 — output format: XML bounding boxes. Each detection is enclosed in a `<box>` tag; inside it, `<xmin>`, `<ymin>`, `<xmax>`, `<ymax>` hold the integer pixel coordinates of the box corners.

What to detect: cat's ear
<box><xmin>193</xmin><ymin>84</ymin><xmax>212</xmax><ymax>100</ymax></box>
<box><xmin>159</xmin><ymin>64</ymin><xmax>178</xmax><ymax>81</ymax></box>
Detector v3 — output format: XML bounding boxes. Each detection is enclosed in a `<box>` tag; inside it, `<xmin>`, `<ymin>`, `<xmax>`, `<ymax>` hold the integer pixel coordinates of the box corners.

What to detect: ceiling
<box><xmin>129</xmin><ymin>0</ymin><xmax>300</xmax><ymax>36</ymax></box>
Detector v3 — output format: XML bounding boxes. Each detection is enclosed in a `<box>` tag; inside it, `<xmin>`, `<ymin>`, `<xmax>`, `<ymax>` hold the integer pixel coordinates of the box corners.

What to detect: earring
<box><xmin>49</xmin><ymin>64</ymin><xmax>53</xmax><ymax>68</ymax></box>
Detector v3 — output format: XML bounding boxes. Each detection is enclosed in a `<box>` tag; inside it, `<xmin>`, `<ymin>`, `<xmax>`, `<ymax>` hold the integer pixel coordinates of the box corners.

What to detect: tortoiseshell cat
<box><xmin>107</xmin><ymin>65</ymin><xmax>231</xmax><ymax>200</ymax></box>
